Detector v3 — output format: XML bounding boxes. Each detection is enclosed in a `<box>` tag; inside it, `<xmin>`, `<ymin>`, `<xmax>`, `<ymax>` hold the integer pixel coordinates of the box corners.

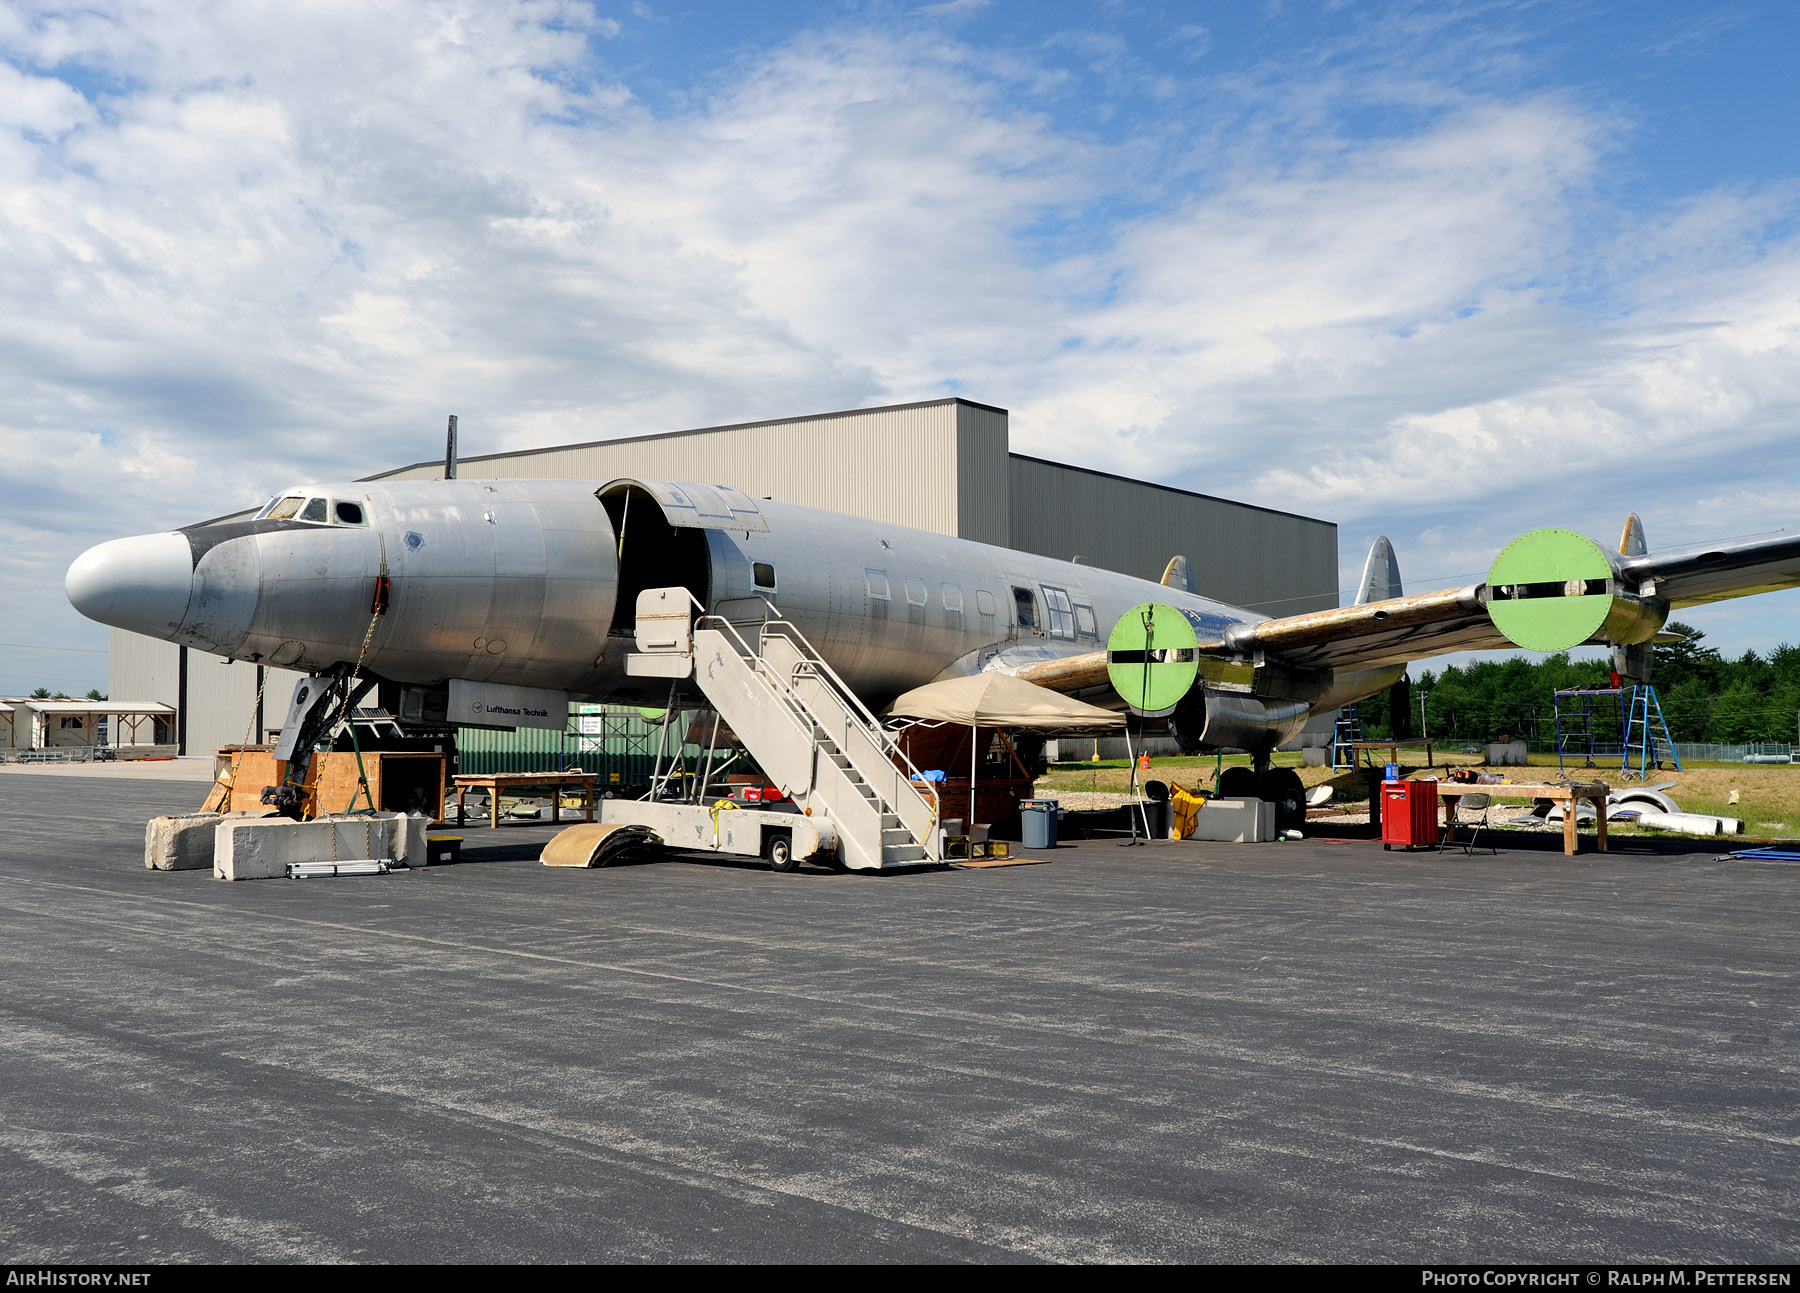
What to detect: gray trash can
<box><xmin>1141</xmin><ymin>799</ymin><xmax>1172</xmax><ymax>839</ymax></box>
<box><xmin>1020</xmin><ymin>800</ymin><xmax>1058</xmax><ymax>850</ymax></box>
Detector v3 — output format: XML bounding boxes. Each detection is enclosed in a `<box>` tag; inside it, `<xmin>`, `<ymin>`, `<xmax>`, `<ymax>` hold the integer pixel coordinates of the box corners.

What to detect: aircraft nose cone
<box><xmin>65</xmin><ymin>533</ymin><xmax>195</xmax><ymax>638</ymax></box>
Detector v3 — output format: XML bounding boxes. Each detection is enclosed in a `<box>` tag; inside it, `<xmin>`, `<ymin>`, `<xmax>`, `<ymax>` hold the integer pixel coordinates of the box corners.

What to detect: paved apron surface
<box><xmin>1</xmin><ymin>776</ymin><xmax>1795</xmax><ymax>1263</ymax></box>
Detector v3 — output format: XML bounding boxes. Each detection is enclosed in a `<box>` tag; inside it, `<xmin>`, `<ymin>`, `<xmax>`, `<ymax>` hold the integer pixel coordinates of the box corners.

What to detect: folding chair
<box><xmin>1439</xmin><ymin>791</ymin><xmax>1496</xmax><ymax>855</ymax></box>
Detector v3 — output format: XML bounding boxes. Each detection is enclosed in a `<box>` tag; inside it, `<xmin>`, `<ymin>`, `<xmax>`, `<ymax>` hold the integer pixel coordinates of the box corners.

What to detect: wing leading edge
<box><xmin>1622</xmin><ymin>532</ymin><xmax>1800</xmax><ymax>608</ymax></box>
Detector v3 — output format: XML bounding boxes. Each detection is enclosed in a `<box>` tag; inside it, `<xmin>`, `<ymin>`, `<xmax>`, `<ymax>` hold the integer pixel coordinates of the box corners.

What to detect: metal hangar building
<box><xmin>109</xmin><ymin>398</ymin><xmax>1339</xmax><ymax>758</ymax></box>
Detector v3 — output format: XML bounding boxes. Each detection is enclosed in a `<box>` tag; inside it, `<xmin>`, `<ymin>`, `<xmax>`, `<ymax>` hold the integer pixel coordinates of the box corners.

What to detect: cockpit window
<box><xmin>299</xmin><ymin>498</ymin><xmax>328</xmax><ymax>523</ymax></box>
<box><xmin>263</xmin><ymin>496</ymin><xmax>304</xmax><ymax>520</ymax></box>
<box><xmin>334</xmin><ymin>501</ymin><xmax>367</xmax><ymax>526</ymax></box>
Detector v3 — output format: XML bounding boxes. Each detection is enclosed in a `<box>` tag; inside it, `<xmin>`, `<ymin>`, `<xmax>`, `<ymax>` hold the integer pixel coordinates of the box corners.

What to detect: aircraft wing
<box><xmin>1009</xmin><ymin>523</ymin><xmax>1800</xmax><ymax>695</ymax></box>
<box><xmin>1012</xmin><ymin>585</ymin><xmax>1502</xmax><ymax>692</ymax></box>
<box><xmin>1620</xmin><ymin>532</ymin><xmax>1800</xmax><ymax>607</ymax></box>
<box><xmin>1215</xmin><ymin>585</ymin><xmax>1503</xmax><ymax>672</ymax></box>
<box><xmin>1181</xmin><ymin>527</ymin><xmax>1800</xmax><ymax>672</ymax></box>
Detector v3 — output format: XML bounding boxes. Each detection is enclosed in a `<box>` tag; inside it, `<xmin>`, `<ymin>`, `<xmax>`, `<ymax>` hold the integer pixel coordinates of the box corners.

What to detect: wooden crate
<box><xmin>208</xmin><ymin>747</ymin><xmax>447</xmax><ymax>821</ymax></box>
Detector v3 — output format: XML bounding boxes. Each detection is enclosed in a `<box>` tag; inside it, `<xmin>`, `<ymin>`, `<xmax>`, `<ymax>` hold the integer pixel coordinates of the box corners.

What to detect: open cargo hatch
<box><xmin>597</xmin><ymin>479</ymin><xmax>768</xmax><ymax>533</ymax></box>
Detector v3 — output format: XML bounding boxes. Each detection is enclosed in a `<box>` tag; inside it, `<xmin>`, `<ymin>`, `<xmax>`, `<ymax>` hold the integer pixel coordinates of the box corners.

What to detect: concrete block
<box><xmin>215</xmin><ymin>813</ymin><xmax>411</xmax><ymax>881</ymax></box>
<box><xmin>1301</xmin><ymin>747</ymin><xmax>1328</xmax><ymax>766</ymax></box>
<box><xmin>145</xmin><ymin>814</ymin><xmax>225</xmax><ymax>871</ymax></box>
<box><xmin>400</xmin><ymin>814</ymin><xmax>428</xmax><ymax>866</ymax></box>
<box><xmin>1183</xmin><ymin>797</ymin><xmax>1275</xmax><ymax>843</ymax></box>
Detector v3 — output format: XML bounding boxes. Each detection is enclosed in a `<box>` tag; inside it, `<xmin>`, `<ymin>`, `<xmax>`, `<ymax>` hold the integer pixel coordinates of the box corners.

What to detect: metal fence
<box><xmin>1669</xmin><ymin>743</ymin><xmax>1798</xmax><ymax>764</ymax></box>
<box><xmin>1415</xmin><ymin>736</ymin><xmax>1800</xmax><ymax>764</ymax></box>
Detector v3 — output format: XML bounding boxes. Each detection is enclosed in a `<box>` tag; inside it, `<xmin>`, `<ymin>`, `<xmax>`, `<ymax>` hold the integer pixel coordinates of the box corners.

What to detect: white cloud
<box><xmin>3</xmin><ymin>0</ymin><xmax>1800</xmax><ymax>686</ymax></box>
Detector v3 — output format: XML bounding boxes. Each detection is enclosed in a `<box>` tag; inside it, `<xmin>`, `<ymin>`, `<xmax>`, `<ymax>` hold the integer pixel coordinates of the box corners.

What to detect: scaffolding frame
<box><xmin>1554</xmin><ymin>684</ymin><xmax>1682</xmax><ymax>780</ymax></box>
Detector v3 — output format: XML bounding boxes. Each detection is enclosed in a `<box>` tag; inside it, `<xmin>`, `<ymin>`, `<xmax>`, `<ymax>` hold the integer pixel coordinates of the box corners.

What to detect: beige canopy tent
<box><xmin>887</xmin><ymin>672</ymin><xmax>1125</xmax><ymax>808</ymax></box>
<box><xmin>886</xmin><ymin>672</ymin><xmax>1124</xmax><ymax>731</ymax></box>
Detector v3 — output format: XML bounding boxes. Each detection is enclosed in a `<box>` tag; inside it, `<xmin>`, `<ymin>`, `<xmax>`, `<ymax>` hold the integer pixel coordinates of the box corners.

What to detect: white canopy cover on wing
<box><xmin>887</xmin><ymin>672</ymin><xmax>1125</xmax><ymax>731</ymax></box>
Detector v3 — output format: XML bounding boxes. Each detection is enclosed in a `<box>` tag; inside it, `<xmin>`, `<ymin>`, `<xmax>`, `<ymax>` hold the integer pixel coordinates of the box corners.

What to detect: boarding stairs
<box><xmin>626</xmin><ymin>587</ymin><xmax>941</xmax><ymax>871</ymax></box>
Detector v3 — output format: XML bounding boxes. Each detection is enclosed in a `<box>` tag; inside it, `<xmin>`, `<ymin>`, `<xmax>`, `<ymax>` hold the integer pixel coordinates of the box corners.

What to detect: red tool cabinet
<box><xmin>1381</xmin><ymin>779</ymin><xmax>1439</xmax><ymax>850</ymax></box>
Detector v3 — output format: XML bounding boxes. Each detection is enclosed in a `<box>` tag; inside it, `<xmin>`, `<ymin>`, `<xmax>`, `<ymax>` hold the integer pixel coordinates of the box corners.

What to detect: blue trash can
<box><xmin>1020</xmin><ymin>800</ymin><xmax>1057</xmax><ymax>850</ymax></box>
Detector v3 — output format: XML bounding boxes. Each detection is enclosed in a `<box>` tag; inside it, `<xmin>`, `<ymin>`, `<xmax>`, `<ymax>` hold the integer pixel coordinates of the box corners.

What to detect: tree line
<box><xmin>1352</xmin><ymin>624</ymin><xmax>1800</xmax><ymax>747</ymax></box>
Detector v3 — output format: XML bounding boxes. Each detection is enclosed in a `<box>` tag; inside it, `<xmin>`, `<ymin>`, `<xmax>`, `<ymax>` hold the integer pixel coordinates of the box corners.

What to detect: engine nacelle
<box><xmin>1171</xmin><ymin>688</ymin><xmax>1312</xmax><ymax>756</ymax></box>
<box><xmin>1486</xmin><ymin>528</ymin><xmax>1668</xmax><ymax>653</ymax></box>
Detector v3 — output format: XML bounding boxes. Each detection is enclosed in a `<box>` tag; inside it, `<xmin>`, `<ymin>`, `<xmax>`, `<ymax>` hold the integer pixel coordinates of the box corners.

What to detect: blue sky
<box><xmin>3</xmin><ymin>0</ymin><xmax>1800</xmax><ymax>696</ymax></box>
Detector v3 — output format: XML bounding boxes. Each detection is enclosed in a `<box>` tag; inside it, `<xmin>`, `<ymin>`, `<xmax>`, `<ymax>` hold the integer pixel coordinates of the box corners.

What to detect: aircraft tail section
<box><xmin>1354</xmin><ymin>536</ymin><xmax>1403</xmax><ymax>606</ymax></box>
<box><xmin>1160</xmin><ymin>555</ymin><xmax>1198</xmax><ymax>595</ymax></box>
<box><xmin>1619</xmin><ymin>512</ymin><xmax>1648</xmax><ymax>556</ymax></box>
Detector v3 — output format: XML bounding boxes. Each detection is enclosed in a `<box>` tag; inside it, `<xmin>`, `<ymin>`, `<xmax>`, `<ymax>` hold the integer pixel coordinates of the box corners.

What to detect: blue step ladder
<box><xmin>1623</xmin><ymin>684</ymin><xmax>1682</xmax><ymax>778</ymax></box>
<box><xmin>1332</xmin><ymin>706</ymin><xmax>1363</xmax><ymax>769</ymax></box>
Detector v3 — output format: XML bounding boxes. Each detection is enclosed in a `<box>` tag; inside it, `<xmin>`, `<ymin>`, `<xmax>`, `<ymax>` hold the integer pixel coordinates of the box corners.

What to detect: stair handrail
<box><xmin>758</xmin><ymin>617</ymin><xmax>932</xmax><ymax>791</ymax></box>
<box><xmin>658</xmin><ymin>588</ymin><xmax>832</xmax><ymax>757</ymax></box>
<box><xmin>661</xmin><ymin>588</ymin><xmax>939</xmax><ymax>851</ymax></box>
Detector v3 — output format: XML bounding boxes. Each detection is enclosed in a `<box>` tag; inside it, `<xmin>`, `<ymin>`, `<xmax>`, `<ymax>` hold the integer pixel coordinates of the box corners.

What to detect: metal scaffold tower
<box><xmin>1332</xmin><ymin>706</ymin><xmax>1364</xmax><ymax>769</ymax></box>
<box><xmin>1554</xmin><ymin>684</ymin><xmax>1682</xmax><ymax>780</ymax></box>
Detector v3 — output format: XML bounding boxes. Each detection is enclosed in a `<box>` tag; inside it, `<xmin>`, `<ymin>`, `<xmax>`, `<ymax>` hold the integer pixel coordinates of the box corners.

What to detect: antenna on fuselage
<box><xmin>444</xmin><ymin>413</ymin><xmax>459</xmax><ymax>480</ymax></box>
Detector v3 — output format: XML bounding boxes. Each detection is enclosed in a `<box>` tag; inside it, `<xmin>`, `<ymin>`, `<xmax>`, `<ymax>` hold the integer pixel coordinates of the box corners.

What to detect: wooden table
<box><xmin>453</xmin><ymin>772</ymin><xmax>598</xmax><ymax>830</ymax></box>
<box><xmin>1435</xmin><ymin>782</ymin><xmax>1610</xmax><ymax>856</ymax></box>
<box><xmin>1347</xmin><ymin>740</ymin><xmax>1434</xmax><ymax>769</ymax></box>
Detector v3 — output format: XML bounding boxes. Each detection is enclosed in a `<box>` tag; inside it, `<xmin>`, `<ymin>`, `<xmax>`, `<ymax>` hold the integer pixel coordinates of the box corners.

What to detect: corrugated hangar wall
<box><xmin>109</xmin><ymin>628</ymin><xmax>305</xmax><ymax>757</ymax></box>
<box><xmin>371</xmin><ymin>398</ymin><xmax>1336</xmax><ymax>614</ymax></box>
<box><xmin>1005</xmin><ymin>455</ymin><xmax>1338</xmax><ymax>616</ymax></box>
<box><xmin>373</xmin><ymin>399</ymin><xmax>1013</xmax><ymax>547</ymax></box>
<box><xmin>112</xmin><ymin>398</ymin><xmax>1337</xmax><ymax>758</ymax></box>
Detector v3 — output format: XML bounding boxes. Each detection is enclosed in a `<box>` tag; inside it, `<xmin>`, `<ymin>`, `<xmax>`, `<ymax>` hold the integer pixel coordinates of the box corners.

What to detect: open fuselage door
<box><xmin>596</xmin><ymin>479</ymin><xmax>770</xmax><ymax>638</ymax></box>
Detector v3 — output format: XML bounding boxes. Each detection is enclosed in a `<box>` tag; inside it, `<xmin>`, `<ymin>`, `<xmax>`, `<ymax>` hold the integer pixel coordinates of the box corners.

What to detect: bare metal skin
<box><xmin>66</xmin><ymin>476</ymin><xmax>1399</xmax><ymax>754</ymax></box>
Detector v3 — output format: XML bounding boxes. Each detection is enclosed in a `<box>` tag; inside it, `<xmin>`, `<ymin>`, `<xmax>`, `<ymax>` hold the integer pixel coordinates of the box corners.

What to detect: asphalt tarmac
<box><xmin>1</xmin><ymin>773</ymin><xmax>1796</xmax><ymax>1263</ymax></box>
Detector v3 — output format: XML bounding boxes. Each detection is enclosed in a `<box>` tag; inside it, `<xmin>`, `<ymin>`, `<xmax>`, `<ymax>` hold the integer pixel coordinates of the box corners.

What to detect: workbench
<box><xmin>1435</xmin><ymin>781</ymin><xmax>1610</xmax><ymax>856</ymax></box>
<box><xmin>453</xmin><ymin>771</ymin><xmax>598</xmax><ymax>829</ymax></box>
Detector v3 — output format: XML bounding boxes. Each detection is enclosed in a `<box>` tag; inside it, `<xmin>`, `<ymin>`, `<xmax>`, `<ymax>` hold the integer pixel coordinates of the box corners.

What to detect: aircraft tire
<box><xmin>1217</xmin><ymin>766</ymin><xmax>1256</xmax><ymax>800</ymax></box>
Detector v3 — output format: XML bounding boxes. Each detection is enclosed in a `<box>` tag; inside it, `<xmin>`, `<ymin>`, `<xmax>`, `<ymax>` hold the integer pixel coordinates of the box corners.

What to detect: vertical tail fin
<box><xmin>1619</xmin><ymin>513</ymin><xmax>1647</xmax><ymax>556</ymax></box>
<box><xmin>1355</xmin><ymin>536</ymin><xmax>1403</xmax><ymax>605</ymax></box>
<box><xmin>1160</xmin><ymin>555</ymin><xmax>1198</xmax><ymax>595</ymax></box>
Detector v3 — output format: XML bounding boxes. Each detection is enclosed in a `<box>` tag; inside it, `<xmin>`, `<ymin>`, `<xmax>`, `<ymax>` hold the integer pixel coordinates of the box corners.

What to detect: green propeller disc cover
<box><xmin>1107</xmin><ymin>602</ymin><xmax>1200</xmax><ymax>715</ymax></box>
<box><xmin>1486</xmin><ymin>528</ymin><xmax>1615</xmax><ymax>652</ymax></box>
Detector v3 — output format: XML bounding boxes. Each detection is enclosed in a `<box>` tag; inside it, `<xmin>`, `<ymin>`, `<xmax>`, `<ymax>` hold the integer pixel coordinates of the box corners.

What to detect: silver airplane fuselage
<box><xmin>65</xmin><ymin>477</ymin><xmax>1396</xmax><ymax>751</ymax></box>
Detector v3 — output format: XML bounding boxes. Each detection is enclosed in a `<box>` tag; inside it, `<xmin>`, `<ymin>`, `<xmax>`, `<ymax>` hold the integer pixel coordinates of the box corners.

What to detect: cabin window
<box><xmin>753</xmin><ymin>562</ymin><xmax>777</xmax><ymax>592</ymax></box>
<box><xmin>263</xmin><ymin>496</ymin><xmax>304</xmax><ymax>520</ymax></box>
<box><xmin>1042</xmin><ymin>586</ymin><xmax>1076</xmax><ymax>639</ymax></box>
<box><xmin>975</xmin><ymin>589</ymin><xmax>997</xmax><ymax>617</ymax></box>
<box><xmin>299</xmin><ymin>498</ymin><xmax>328</xmax><ymax>523</ymax></box>
<box><xmin>334</xmin><ymin>501</ymin><xmax>367</xmax><ymax>526</ymax></box>
<box><xmin>904</xmin><ymin>577</ymin><xmax>927</xmax><ymax>606</ymax></box>
<box><xmin>1075</xmin><ymin>604</ymin><xmax>1098</xmax><ymax>638</ymax></box>
<box><xmin>942</xmin><ymin>583</ymin><xmax>964</xmax><ymax>613</ymax></box>
<box><xmin>866</xmin><ymin>569</ymin><xmax>890</xmax><ymax>600</ymax></box>
<box><xmin>1012</xmin><ymin>585</ymin><xmax>1039</xmax><ymax>630</ymax></box>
